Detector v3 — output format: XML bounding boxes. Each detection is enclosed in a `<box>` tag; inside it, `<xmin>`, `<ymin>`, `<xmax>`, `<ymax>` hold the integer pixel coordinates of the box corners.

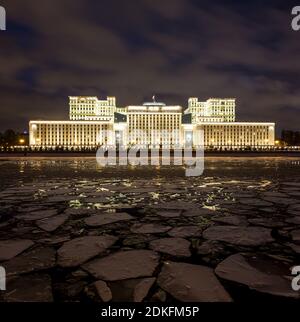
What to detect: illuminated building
<box><xmin>186</xmin><ymin>98</ymin><xmax>236</xmax><ymax>123</ymax></box>
<box><xmin>69</xmin><ymin>96</ymin><xmax>116</xmax><ymax>121</ymax></box>
<box><xmin>29</xmin><ymin>96</ymin><xmax>275</xmax><ymax>149</ymax></box>
<box><xmin>125</xmin><ymin>102</ymin><xmax>182</xmax><ymax>147</ymax></box>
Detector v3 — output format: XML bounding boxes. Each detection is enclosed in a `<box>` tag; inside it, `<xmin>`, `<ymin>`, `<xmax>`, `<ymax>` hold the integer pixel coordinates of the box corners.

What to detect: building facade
<box><xmin>69</xmin><ymin>96</ymin><xmax>116</xmax><ymax>121</ymax></box>
<box><xmin>126</xmin><ymin>103</ymin><xmax>182</xmax><ymax>147</ymax></box>
<box><xmin>186</xmin><ymin>98</ymin><xmax>236</xmax><ymax>123</ymax></box>
<box><xmin>29</xmin><ymin>121</ymin><xmax>114</xmax><ymax>147</ymax></box>
<box><xmin>200</xmin><ymin>123</ymin><xmax>274</xmax><ymax>147</ymax></box>
<box><xmin>29</xmin><ymin>96</ymin><xmax>275</xmax><ymax>149</ymax></box>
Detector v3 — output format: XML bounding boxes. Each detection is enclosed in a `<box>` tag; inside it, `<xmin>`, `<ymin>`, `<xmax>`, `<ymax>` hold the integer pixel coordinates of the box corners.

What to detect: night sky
<box><xmin>1</xmin><ymin>0</ymin><xmax>300</xmax><ymax>134</ymax></box>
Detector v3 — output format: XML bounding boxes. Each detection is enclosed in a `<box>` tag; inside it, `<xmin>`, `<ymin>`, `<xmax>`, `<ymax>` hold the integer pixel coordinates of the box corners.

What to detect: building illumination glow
<box><xmin>29</xmin><ymin>96</ymin><xmax>275</xmax><ymax>148</ymax></box>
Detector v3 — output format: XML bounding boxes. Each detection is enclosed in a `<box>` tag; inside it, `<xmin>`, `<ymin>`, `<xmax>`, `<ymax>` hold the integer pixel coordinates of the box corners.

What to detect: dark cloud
<box><xmin>0</xmin><ymin>0</ymin><xmax>299</xmax><ymax>134</ymax></box>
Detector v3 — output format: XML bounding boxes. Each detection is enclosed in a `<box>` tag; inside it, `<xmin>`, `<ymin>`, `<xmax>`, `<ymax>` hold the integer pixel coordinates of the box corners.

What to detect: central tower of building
<box><xmin>125</xmin><ymin>101</ymin><xmax>182</xmax><ymax>147</ymax></box>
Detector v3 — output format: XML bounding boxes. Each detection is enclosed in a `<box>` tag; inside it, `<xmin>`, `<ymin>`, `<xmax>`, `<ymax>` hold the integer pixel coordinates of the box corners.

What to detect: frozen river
<box><xmin>0</xmin><ymin>157</ymin><xmax>300</xmax><ymax>302</ymax></box>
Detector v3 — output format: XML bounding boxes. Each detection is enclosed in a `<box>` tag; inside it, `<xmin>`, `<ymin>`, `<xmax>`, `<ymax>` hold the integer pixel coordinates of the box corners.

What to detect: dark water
<box><xmin>0</xmin><ymin>157</ymin><xmax>300</xmax><ymax>187</ymax></box>
<box><xmin>1</xmin><ymin>156</ymin><xmax>300</xmax><ymax>217</ymax></box>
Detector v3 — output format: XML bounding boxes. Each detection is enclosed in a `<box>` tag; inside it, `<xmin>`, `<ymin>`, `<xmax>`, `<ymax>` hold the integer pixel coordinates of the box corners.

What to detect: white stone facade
<box><xmin>29</xmin><ymin>97</ymin><xmax>275</xmax><ymax>148</ymax></box>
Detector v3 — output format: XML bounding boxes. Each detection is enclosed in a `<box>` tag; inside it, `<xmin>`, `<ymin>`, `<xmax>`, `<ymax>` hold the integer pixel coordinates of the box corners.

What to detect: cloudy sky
<box><xmin>0</xmin><ymin>0</ymin><xmax>299</xmax><ymax>134</ymax></box>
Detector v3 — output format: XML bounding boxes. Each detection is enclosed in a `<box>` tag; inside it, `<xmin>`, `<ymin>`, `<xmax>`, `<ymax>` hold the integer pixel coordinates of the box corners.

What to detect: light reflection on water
<box><xmin>0</xmin><ymin>157</ymin><xmax>299</xmax><ymax>215</ymax></box>
<box><xmin>0</xmin><ymin>157</ymin><xmax>299</xmax><ymax>192</ymax></box>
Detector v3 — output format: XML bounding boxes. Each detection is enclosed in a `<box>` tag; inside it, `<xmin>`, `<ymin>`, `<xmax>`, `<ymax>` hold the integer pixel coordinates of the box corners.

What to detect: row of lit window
<box><xmin>38</xmin><ymin>125</ymin><xmax>109</xmax><ymax>129</ymax></box>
